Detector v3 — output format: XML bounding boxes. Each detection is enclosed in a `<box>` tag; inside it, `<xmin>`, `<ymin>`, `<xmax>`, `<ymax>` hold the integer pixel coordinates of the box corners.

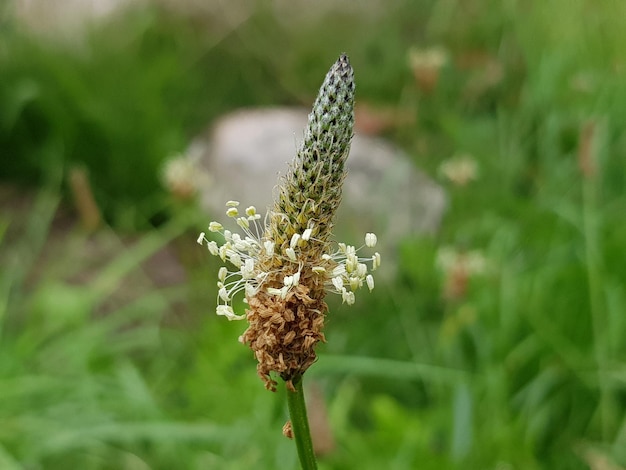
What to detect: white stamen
<box><xmin>285</xmin><ymin>247</ymin><xmax>297</xmax><ymax>261</ymax></box>
<box><xmin>218</xmin><ymin>287</ymin><xmax>230</xmax><ymax>302</ymax></box>
<box><xmin>357</xmin><ymin>263</ymin><xmax>368</xmax><ymax>277</ymax></box>
<box><xmin>207</xmin><ymin>241</ymin><xmax>219</xmax><ymax>256</ymax></box>
<box><xmin>341</xmin><ymin>288</ymin><xmax>355</xmax><ymax>305</ymax></box>
<box><xmin>365</xmin><ymin>233</ymin><xmax>377</xmax><ymax>248</ymax></box>
<box><xmin>229</xmin><ymin>253</ymin><xmax>242</xmax><ymax>267</ymax></box>
<box><xmin>218</xmin><ymin>244</ymin><xmax>227</xmax><ymax>261</ymax></box>
<box><xmin>209</xmin><ymin>222</ymin><xmax>223</xmax><ymax>232</ymax></box>
<box><xmin>332</xmin><ymin>276</ymin><xmax>344</xmax><ymax>291</ymax></box>
<box><xmin>332</xmin><ymin>265</ymin><xmax>346</xmax><ymax>277</ymax></box>
<box><xmin>290</xmin><ymin>233</ymin><xmax>301</xmax><ymax>249</ymax></box>
<box><xmin>245</xmin><ymin>283</ymin><xmax>257</xmax><ymax>297</ymax></box>
<box><xmin>241</xmin><ymin>258</ymin><xmax>255</xmax><ymax>279</ymax></box>
<box><xmin>267</xmin><ymin>287</ymin><xmax>283</xmax><ymax>296</ymax></box>
<box><xmin>372</xmin><ymin>252</ymin><xmax>381</xmax><ymax>270</ymax></box>
<box><xmin>216</xmin><ymin>305</ymin><xmax>244</xmax><ymax>321</ymax></box>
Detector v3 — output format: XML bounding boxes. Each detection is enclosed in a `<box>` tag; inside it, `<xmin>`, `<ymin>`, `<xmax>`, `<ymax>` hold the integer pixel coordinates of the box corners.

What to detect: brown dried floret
<box><xmin>282</xmin><ymin>420</ymin><xmax>294</xmax><ymax>439</ymax></box>
<box><xmin>241</xmin><ymin>280</ymin><xmax>327</xmax><ymax>392</ymax></box>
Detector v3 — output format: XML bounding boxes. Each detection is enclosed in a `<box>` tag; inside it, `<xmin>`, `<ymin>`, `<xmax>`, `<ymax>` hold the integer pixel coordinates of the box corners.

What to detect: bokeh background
<box><xmin>1</xmin><ymin>1</ymin><xmax>625</xmax><ymax>469</ymax></box>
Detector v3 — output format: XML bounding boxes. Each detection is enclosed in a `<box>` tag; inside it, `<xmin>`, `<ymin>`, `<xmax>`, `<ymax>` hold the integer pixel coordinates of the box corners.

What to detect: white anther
<box><xmin>290</xmin><ymin>233</ymin><xmax>301</xmax><ymax>249</ymax></box>
<box><xmin>216</xmin><ymin>305</ymin><xmax>244</xmax><ymax>321</ymax></box>
<box><xmin>229</xmin><ymin>253</ymin><xmax>242</xmax><ymax>267</ymax></box>
<box><xmin>332</xmin><ymin>265</ymin><xmax>346</xmax><ymax>277</ymax></box>
<box><xmin>341</xmin><ymin>288</ymin><xmax>355</xmax><ymax>305</ymax></box>
<box><xmin>332</xmin><ymin>276</ymin><xmax>344</xmax><ymax>291</ymax></box>
<box><xmin>285</xmin><ymin>247</ymin><xmax>297</xmax><ymax>261</ymax></box>
<box><xmin>372</xmin><ymin>252</ymin><xmax>381</xmax><ymax>270</ymax></box>
<box><xmin>241</xmin><ymin>258</ymin><xmax>255</xmax><ymax>279</ymax></box>
<box><xmin>209</xmin><ymin>222</ymin><xmax>223</xmax><ymax>232</ymax></box>
<box><xmin>357</xmin><ymin>263</ymin><xmax>368</xmax><ymax>277</ymax></box>
<box><xmin>207</xmin><ymin>241</ymin><xmax>219</xmax><ymax>256</ymax></box>
<box><xmin>218</xmin><ymin>287</ymin><xmax>230</xmax><ymax>302</ymax></box>
<box><xmin>365</xmin><ymin>233</ymin><xmax>377</xmax><ymax>248</ymax></box>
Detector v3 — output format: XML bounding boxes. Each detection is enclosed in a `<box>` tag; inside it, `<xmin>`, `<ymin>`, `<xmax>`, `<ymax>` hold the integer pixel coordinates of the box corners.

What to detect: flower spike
<box><xmin>198</xmin><ymin>55</ymin><xmax>380</xmax><ymax>392</ymax></box>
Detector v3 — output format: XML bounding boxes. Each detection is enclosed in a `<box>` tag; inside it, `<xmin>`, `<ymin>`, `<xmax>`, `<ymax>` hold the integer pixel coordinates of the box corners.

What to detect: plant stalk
<box><xmin>286</xmin><ymin>377</ymin><xmax>317</xmax><ymax>470</ymax></box>
<box><xmin>580</xmin><ymin>120</ymin><xmax>610</xmax><ymax>439</ymax></box>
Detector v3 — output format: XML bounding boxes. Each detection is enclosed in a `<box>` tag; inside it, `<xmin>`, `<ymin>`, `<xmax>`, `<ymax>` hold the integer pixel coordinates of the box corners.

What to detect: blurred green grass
<box><xmin>1</xmin><ymin>1</ymin><xmax>625</xmax><ymax>468</ymax></box>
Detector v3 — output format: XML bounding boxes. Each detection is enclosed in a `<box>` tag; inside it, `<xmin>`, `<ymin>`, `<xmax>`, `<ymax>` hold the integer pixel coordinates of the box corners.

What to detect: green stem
<box><xmin>286</xmin><ymin>377</ymin><xmax>318</xmax><ymax>470</ymax></box>
<box><xmin>583</xmin><ymin>170</ymin><xmax>609</xmax><ymax>439</ymax></box>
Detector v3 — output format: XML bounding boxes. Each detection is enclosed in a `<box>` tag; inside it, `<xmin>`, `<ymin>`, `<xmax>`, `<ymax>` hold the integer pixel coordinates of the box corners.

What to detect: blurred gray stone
<box><xmin>195</xmin><ymin>107</ymin><xmax>446</xmax><ymax>250</ymax></box>
<box><xmin>14</xmin><ymin>0</ymin><xmax>145</xmax><ymax>38</ymax></box>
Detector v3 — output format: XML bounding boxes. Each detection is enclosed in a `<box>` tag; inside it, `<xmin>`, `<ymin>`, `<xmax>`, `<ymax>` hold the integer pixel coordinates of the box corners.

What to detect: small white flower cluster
<box><xmin>197</xmin><ymin>202</ymin><xmax>381</xmax><ymax>320</ymax></box>
<box><xmin>323</xmin><ymin>235</ymin><xmax>380</xmax><ymax>306</ymax></box>
<box><xmin>438</xmin><ymin>153</ymin><xmax>479</xmax><ymax>187</ymax></box>
<box><xmin>161</xmin><ymin>148</ymin><xmax>212</xmax><ymax>199</ymax></box>
<box><xmin>436</xmin><ymin>246</ymin><xmax>487</xmax><ymax>276</ymax></box>
<box><xmin>197</xmin><ymin>201</ymin><xmax>266</xmax><ymax>321</ymax></box>
<box><xmin>407</xmin><ymin>45</ymin><xmax>449</xmax><ymax>70</ymax></box>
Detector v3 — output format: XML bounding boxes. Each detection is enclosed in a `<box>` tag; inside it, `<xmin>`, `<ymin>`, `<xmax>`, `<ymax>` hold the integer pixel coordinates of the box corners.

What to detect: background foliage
<box><xmin>1</xmin><ymin>1</ymin><xmax>625</xmax><ymax>468</ymax></box>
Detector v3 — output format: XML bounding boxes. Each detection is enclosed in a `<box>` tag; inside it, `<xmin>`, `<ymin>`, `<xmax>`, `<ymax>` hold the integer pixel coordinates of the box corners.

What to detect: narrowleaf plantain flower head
<box><xmin>198</xmin><ymin>54</ymin><xmax>380</xmax><ymax>391</ymax></box>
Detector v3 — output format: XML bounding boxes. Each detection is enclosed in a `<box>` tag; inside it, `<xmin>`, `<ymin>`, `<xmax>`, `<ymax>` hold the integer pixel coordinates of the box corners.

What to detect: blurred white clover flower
<box><xmin>436</xmin><ymin>246</ymin><xmax>488</xmax><ymax>301</ymax></box>
<box><xmin>162</xmin><ymin>143</ymin><xmax>211</xmax><ymax>200</ymax></box>
<box><xmin>408</xmin><ymin>45</ymin><xmax>449</xmax><ymax>71</ymax></box>
<box><xmin>407</xmin><ymin>45</ymin><xmax>449</xmax><ymax>92</ymax></box>
<box><xmin>438</xmin><ymin>153</ymin><xmax>479</xmax><ymax>187</ymax></box>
